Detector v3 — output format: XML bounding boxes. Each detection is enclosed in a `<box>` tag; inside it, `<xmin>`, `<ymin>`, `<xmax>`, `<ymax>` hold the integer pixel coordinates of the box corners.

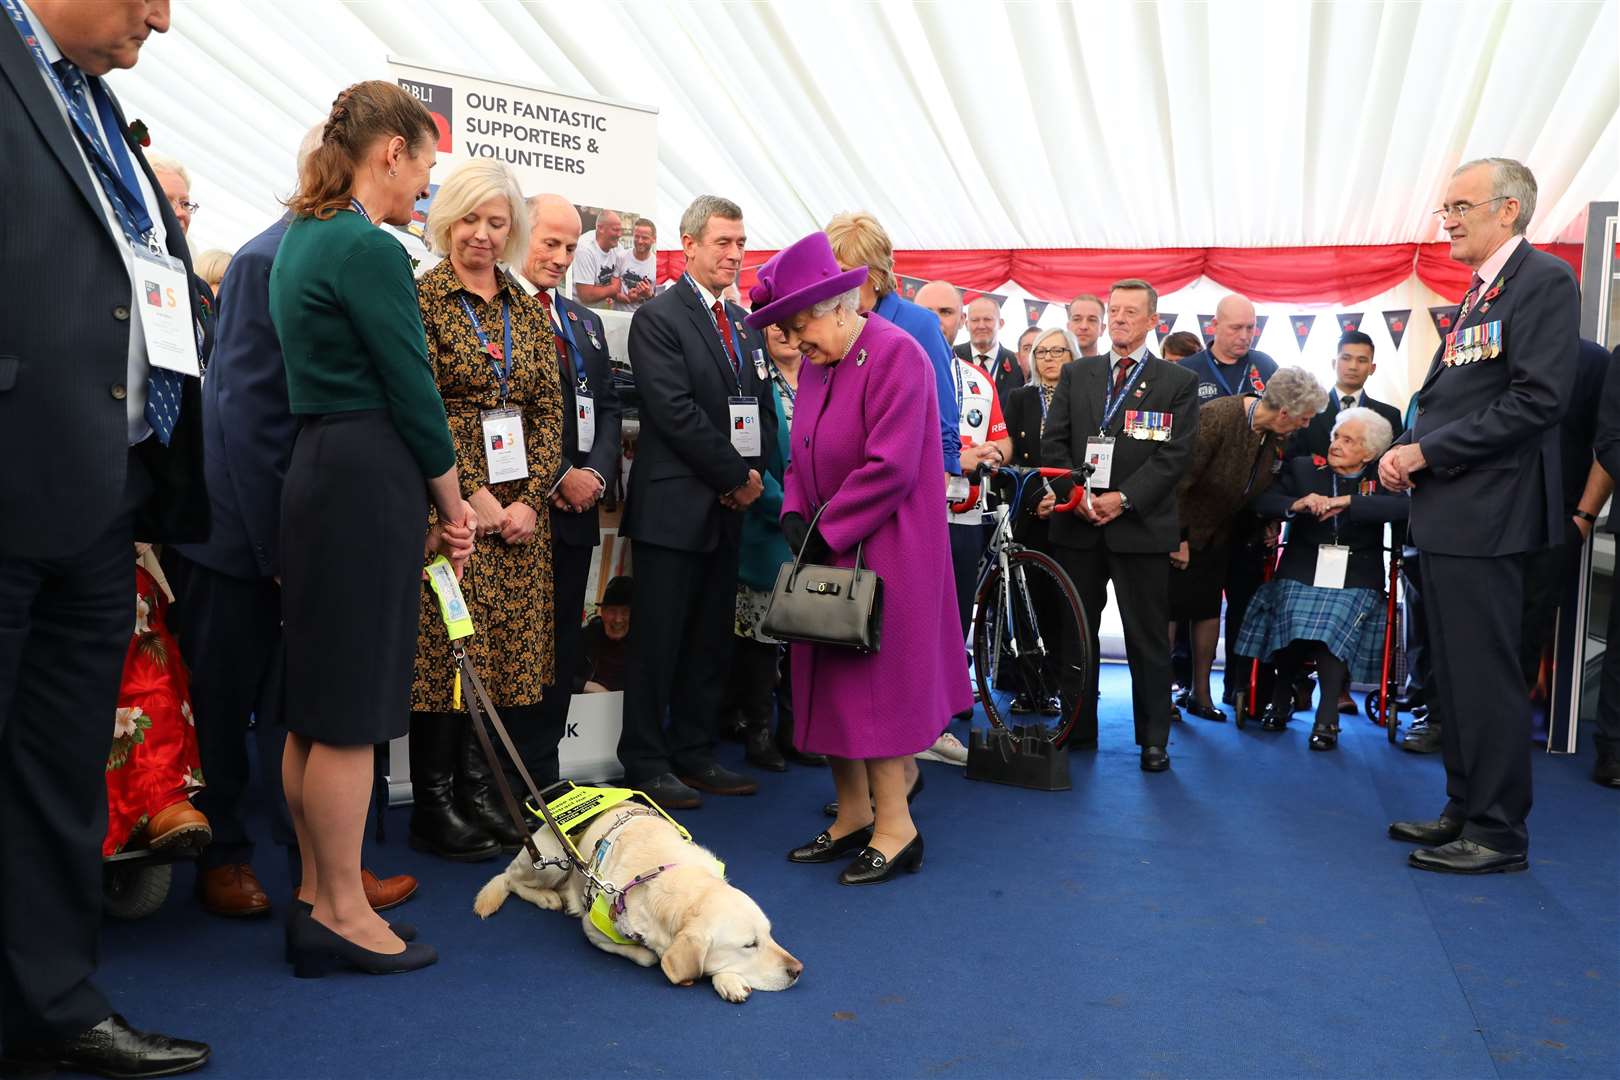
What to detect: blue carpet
<box><xmin>98</xmin><ymin>666</ymin><xmax>1619</xmax><ymax>1078</ymax></box>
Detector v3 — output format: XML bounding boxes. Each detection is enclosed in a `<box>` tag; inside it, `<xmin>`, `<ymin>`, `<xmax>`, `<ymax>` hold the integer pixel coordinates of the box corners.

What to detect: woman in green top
<box><xmin>269</xmin><ymin>81</ymin><xmax>474</xmax><ymax>978</ymax></box>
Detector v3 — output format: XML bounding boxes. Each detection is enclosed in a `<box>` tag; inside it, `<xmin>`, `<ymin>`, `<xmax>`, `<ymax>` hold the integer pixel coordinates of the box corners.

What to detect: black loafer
<box><xmin>3</xmin><ymin>1015</ymin><xmax>210</xmax><ymax>1079</ymax></box>
<box><xmin>1259</xmin><ymin>707</ymin><xmax>1289</xmax><ymax>731</ymax></box>
<box><xmin>1186</xmin><ymin>700</ymin><xmax>1226</xmax><ymax>723</ymax></box>
<box><xmin>1399</xmin><ymin>724</ymin><xmax>1443</xmax><ymax>755</ymax></box>
<box><xmin>1408</xmin><ymin>838</ymin><xmax>1528</xmax><ymax>875</ymax></box>
<box><xmin>637</xmin><ymin>773</ymin><xmax>701</xmax><ymax>811</ymax></box>
<box><xmin>1593</xmin><ymin>754</ymin><xmax>1620</xmax><ymax>788</ymax></box>
<box><xmin>743</xmin><ymin>727</ymin><xmax>787</xmax><ymax>772</ymax></box>
<box><xmin>1139</xmin><ymin>746</ymin><xmax>1170</xmax><ymax>772</ymax></box>
<box><xmin>679</xmin><ymin>763</ymin><xmax>758</xmax><ymax>796</ymax></box>
<box><xmin>823</xmin><ymin>771</ymin><xmax>924</xmax><ymax>818</ymax></box>
<box><xmin>839</xmin><ymin>834</ymin><xmax>924</xmax><ymax>885</ymax></box>
<box><xmin>788</xmin><ymin>824</ymin><xmax>874</xmax><ymax>863</ymax></box>
<box><xmin>1387</xmin><ymin>817</ymin><xmax>1463</xmax><ymax>846</ymax></box>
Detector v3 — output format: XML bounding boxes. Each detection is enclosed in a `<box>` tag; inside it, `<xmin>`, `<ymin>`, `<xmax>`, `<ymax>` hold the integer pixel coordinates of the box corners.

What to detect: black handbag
<box><xmin>761</xmin><ymin>505</ymin><xmax>884</xmax><ymax>653</ymax></box>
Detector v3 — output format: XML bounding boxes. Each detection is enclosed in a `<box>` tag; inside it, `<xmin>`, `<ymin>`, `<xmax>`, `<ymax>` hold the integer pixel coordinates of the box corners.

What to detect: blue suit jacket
<box><xmin>550</xmin><ymin>293</ymin><xmax>623</xmax><ymax>548</ymax></box>
<box><xmin>1398</xmin><ymin>241</ymin><xmax>1578</xmax><ymax>556</ymax></box>
<box><xmin>172</xmin><ymin>217</ymin><xmax>297</xmax><ymax>579</ymax></box>
<box><xmin>876</xmin><ymin>290</ymin><xmax>961</xmax><ymax>473</ymax></box>
<box><xmin>1597</xmin><ymin>345</ymin><xmax>1620</xmax><ymax>535</ymax></box>
<box><xmin>1181</xmin><ymin>347</ymin><xmax>1279</xmax><ymax>405</ymax></box>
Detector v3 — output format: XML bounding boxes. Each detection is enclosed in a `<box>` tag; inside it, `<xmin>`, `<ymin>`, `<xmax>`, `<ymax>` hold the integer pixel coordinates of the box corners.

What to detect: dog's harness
<box><xmin>581</xmin><ymin>806</ymin><xmax>724</xmax><ymax>947</ymax></box>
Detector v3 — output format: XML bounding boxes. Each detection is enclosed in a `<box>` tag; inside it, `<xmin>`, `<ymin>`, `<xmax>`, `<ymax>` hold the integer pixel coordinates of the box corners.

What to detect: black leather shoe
<box><xmin>780</xmin><ymin>742</ymin><xmax>827</xmax><ymax>767</ymax></box>
<box><xmin>823</xmin><ymin>771</ymin><xmax>923</xmax><ymax>817</ymax></box>
<box><xmin>289</xmin><ymin>911</ymin><xmax>438</xmax><ymax>977</ymax></box>
<box><xmin>1393</xmin><ymin>689</ymin><xmax>1425</xmax><ymax>711</ymax></box>
<box><xmin>2</xmin><ymin>1015</ymin><xmax>210</xmax><ymax>1078</ymax></box>
<box><xmin>637</xmin><ymin>773</ymin><xmax>701</xmax><ymax>810</ymax></box>
<box><xmin>839</xmin><ymin>834</ymin><xmax>924</xmax><ymax>885</ymax></box>
<box><xmin>284</xmin><ymin>899</ymin><xmax>415</xmax><ymax>963</ymax></box>
<box><xmin>1387</xmin><ymin>817</ymin><xmax>1462</xmax><ymax>846</ymax></box>
<box><xmin>743</xmin><ymin>727</ymin><xmax>787</xmax><ymax>772</ymax></box>
<box><xmin>1409</xmin><ymin>838</ymin><xmax>1528</xmax><ymax>875</ymax></box>
<box><xmin>788</xmin><ymin>824</ymin><xmax>874</xmax><ymax>864</ymax></box>
<box><xmin>1308</xmin><ymin>724</ymin><xmax>1338</xmax><ymax>751</ymax></box>
<box><xmin>1259</xmin><ymin>706</ymin><xmax>1289</xmax><ymax>732</ymax></box>
<box><xmin>1399</xmin><ymin>722</ymin><xmax>1443</xmax><ymax>755</ymax></box>
<box><xmin>1139</xmin><ymin>746</ymin><xmax>1170</xmax><ymax>772</ymax></box>
<box><xmin>1174</xmin><ymin>689</ymin><xmax>1192</xmax><ymax>709</ymax></box>
<box><xmin>680</xmin><ymin>763</ymin><xmax>759</xmax><ymax>796</ymax></box>
<box><xmin>1593</xmin><ymin>754</ymin><xmax>1620</xmax><ymax>788</ymax></box>
<box><xmin>1186</xmin><ymin>700</ymin><xmax>1226</xmax><ymax>722</ymax></box>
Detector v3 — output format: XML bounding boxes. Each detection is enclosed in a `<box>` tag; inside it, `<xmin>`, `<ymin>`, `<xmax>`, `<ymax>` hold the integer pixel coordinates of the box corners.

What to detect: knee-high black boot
<box><xmin>457</xmin><ymin>707</ymin><xmax>531</xmax><ymax>848</ymax></box>
<box><xmin>408</xmin><ymin>712</ymin><xmax>500</xmax><ymax>861</ymax></box>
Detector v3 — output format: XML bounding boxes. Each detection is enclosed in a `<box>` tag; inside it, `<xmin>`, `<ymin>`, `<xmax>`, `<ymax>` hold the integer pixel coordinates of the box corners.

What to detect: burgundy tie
<box><xmin>712</xmin><ymin>300</ymin><xmax>740</xmax><ymax>376</ymax></box>
<box><xmin>536</xmin><ymin>290</ymin><xmax>574</xmax><ymax>382</ymax></box>
<box><xmin>1114</xmin><ymin>358</ymin><xmax>1133</xmax><ymax>393</ymax></box>
<box><xmin>1457</xmin><ymin>273</ymin><xmax>1484</xmax><ymax>321</ymax></box>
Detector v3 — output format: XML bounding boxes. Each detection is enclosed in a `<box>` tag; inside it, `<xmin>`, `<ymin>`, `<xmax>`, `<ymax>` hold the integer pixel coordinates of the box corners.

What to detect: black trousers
<box><xmin>0</xmin><ymin>452</ymin><xmax>149</xmax><ymax>1046</ymax></box>
<box><xmin>1598</xmin><ymin>556</ymin><xmax>1620</xmax><ymax>758</ymax></box>
<box><xmin>721</xmin><ymin>635</ymin><xmax>780</xmax><ymax>732</ymax></box>
<box><xmin>160</xmin><ymin>552</ymin><xmax>295</xmax><ymax>868</ymax></box>
<box><xmin>1052</xmin><ymin>544</ymin><xmax>1172</xmax><ymax>749</ymax></box>
<box><xmin>949</xmin><ymin>520</ymin><xmax>990</xmax><ymax>643</ymax></box>
<box><xmin>504</xmin><ymin>539</ymin><xmax>593</xmax><ymax>795</ymax></box>
<box><xmin>617</xmin><ymin>540</ymin><xmax>739</xmax><ymax>781</ymax></box>
<box><xmin>1422</xmin><ymin>551</ymin><xmax>1533</xmax><ymax>854</ymax></box>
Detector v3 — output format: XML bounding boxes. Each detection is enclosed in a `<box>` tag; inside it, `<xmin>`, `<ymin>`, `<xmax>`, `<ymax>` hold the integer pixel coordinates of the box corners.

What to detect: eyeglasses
<box><xmin>170</xmin><ymin>197</ymin><xmax>200</xmax><ymax>215</ymax></box>
<box><xmin>1032</xmin><ymin>347</ymin><xmax>1073</xmax><ymax>360</ymax></box>
<box><xmin>1431</xmin><ymin>196</ymin><xmax>1506</xmax><ymax>220</ymax></box>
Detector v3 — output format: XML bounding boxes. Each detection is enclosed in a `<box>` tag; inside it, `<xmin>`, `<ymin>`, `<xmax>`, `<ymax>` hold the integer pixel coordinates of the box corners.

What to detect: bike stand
<box><xmin>965</xmin><ymin>725</ymin><xmax>1071</xmax><ymax>791</ymax></box>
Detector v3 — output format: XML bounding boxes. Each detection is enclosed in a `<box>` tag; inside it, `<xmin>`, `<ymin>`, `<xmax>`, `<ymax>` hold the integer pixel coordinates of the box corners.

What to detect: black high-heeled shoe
<box><xmin>288</xmin><ymin>910</ymin><xmax>437</xmax><ymax>978</ymax></box>
<box><xmin>788</xmin><ymin>824</ymin><xmax>874</xmax><ymax>864</ymax></box>
<box><xmin>1308</xmin><ymin>723</ymin><xmax>1339</xmax><ymax>751</ymax></box>
<box><xmin>839</xmin><ymin>834</ymin><xmax>924</xmax><ymax>885</ymax></box>
<box><xmin>823</xmin><ymin>771</ymin><xmax>924</xmax><ymax>818</ymax></box>
<box><xmin>284</xmin><ymin>899</ymin><xmax>416</xmax><ymax>963</ymax></box>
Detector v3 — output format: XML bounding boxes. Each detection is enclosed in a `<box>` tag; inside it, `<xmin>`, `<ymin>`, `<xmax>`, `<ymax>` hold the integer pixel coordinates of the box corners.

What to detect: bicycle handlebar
<box><xmin>949</xmin><ymin>463</ymin><xmax>1092</xmax><ymax>516</ymax></box>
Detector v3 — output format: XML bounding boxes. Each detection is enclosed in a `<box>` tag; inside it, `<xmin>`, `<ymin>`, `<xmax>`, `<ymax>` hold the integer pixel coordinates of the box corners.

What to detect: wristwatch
<box><xmin>1575</xmin><ymin>509</ymin><xmax>1598</xmax><ymax>524</ymax></box>
<box><xmin>1118</xmin><ymin>491</ymin><xmax>1132</xmax><ymax>511</ymax></box>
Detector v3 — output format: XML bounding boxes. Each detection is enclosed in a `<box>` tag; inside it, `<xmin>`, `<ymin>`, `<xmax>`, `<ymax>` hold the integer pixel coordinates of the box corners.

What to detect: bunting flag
<box><xmin>1382</xmin><ymin>309</ymin><xmax>1412</xmax><ymax>350</ymax></box>
<box><xmin>1024</xmin><ymin>299</ymin><xmax>1049</xmax><ymax>325</ymax></box>
<box><xmin>1154</xmin><ymin>312</ymin><xmax>1178</xmax><ymax>341</ymax></box>
<box><xmin>897</xmin><ymin>276</ymin><xmax>924</xmax><ymax>301</ymax></box>
<box><xmin>1336</xmin><ymin>311</ymin><xmax>1364</xmax><ymax>335</ymax></box>
<box><xmin>1252</xmin><ymin>314</ymin><xmax>1268</xmax><ymax>342</ymax></box>
<box><xmin>1290</xmin><ymin>314</ymin><xmax>1316</xmax><ymax>350</ymax></box>
<box><xmin>1197</xmin><ymin>313</ymin><xmax>1217</xmax><ymax>344</ymax></box>
<box><xmin>1427</xmin><ymin>305</ymin><xmax>1457</xmax><ymax>337</ymax></box>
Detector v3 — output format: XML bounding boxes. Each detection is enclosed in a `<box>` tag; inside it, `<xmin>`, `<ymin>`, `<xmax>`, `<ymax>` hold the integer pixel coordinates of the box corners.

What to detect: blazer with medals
<box><xmin>1040</xmin><ymin>351</ymin><xmax>1200</xmax><ymax>553</ymax></box>
<box><xmin>547</xmin><ymin>291</ymin><xmax>623</xmax><ymax>548</ymax></box>
<box><xmin>0</xmin><ymin>24</ymin><xmax>207</xmax><ymax>557</ymax></box>
<box><xmin>620</xmin><ymin>278</ymin><xmax>776</xmax><ymax>553</ymax></box>
<box><xmin>955</xmin><ymin>341</ymin><xmax>1025</xmax><ymax>401</ymax></box>
<box><xmin>1397</xmin><ymin>240</ymin><xmax>1578</xmax><ymax>556</ymax></box>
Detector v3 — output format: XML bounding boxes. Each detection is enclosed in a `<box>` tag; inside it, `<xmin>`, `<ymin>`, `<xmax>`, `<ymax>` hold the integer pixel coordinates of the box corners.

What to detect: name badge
<box><xmin>481</xmin><ymin>406</ymin><xmax>529</xmax><ymax>484</ymax></box>
<box><xmin>134</xmin><ymin>247</ymin><xmax>200</xmax><ymax>377</ymax></box>
<box><xmin>1085</xmin><ymin>436</ymin><xmax>1116</xmax><ymax>490</ymax></box>
<box><xmin>1314</xmin><ymin>544</ymin><xmax>1350</xmax><ymax>590</ymax></box>
<box><xmin>728</xmin><ymin>396</ymin><xmax>761</xmax><ymax>457</ymax></box>
<box><xmin>575</xmin><ymin>392</ymin><xmax>596</xmax><ymax>454</ymax></box>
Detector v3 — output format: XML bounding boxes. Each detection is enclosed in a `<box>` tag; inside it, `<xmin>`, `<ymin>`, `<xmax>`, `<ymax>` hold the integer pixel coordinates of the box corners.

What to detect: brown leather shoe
<box><xmin>362</xmin><ymin>867</ymin><xmax>418</xmax><ymax>912</ymax></box>
<box><xmin>197</xmin><ymin>862</ymin><xmax>271</xmax><ymax>917</ymax></box>
<box><xmin>146</xmin><ymin>801</ymin><xmax>212</xmax><ymax>851</ymax></box>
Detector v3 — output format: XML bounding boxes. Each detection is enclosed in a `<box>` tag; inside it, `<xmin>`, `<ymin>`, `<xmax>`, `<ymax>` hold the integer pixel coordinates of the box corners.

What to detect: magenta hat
<box><xmin>744</xmin><ymin>232</ymin><xmax>869</xmax><ymax>329</ymax></box>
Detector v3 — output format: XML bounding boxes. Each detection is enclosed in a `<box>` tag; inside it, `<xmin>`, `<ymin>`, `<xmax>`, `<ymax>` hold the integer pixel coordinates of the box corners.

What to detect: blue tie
<box><xmin>55</xmin><ymin>59</ymin><xmax>183</xmax><ymax>445</ymax></box>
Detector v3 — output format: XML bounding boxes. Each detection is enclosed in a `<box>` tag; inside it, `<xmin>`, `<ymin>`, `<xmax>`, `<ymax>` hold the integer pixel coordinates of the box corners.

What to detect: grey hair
<box><xmin>1260</xmin><ymin>365</ymin><xmax>1329</xmax><ymax>417</ymax></box>
<box><xmin>679</xmin><ymin>194</ymin><xmax>743</xmax><ymax>242</ymax></box>
<box><xmin>1030</xmin><ymin>325</ymin><xmax>1081</xmax><ymax>359</ymax></box>
<box><xmin>1455</xmin><ymin>157</ymin><xmax>1538</xmax><ymax>235</ymax></box>
<box><xmin>809</xmin><ymin>287</ymin><xmax>862</xmax><ymax>318</ymax></box>
<box><xmin>145</xmin><ymin>151</ymin><xmax>189</xmax><ymax>187</ymax></box>
<box><xmin>1331</xmin><ymin>406</ymin><xmax>1395</xmax><ymax>459</ymax></box>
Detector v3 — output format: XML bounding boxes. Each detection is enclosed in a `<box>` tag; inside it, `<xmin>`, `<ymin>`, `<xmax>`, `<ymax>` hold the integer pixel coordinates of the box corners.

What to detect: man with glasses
<box><xmin>1382</xmin><ymin>158</ymin><xmax>1578</xmax><ymax>874</ymax></box>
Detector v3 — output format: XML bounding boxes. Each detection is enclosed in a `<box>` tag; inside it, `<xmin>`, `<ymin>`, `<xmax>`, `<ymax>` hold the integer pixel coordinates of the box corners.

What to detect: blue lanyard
<box><xmin>547</xmin><ymin>296</ymin><xmax>588</xmax><ymax>394</ymax></box>
<box><xmin>684</xmin><ymin>273</ymin><xmax>742</xmax><ymax>388</ymax></box>
<box><xmin>1208</xmin><ymin>355</ymin><xmax>1250</xmax><ymax>398</ymax></box>
<box><xmin>1099</xmin><ymin>355</ymin><xmax>1146</xmax><ymax>432</ymax></box>
<box><xmin>458</xmin><ymin>294</ymin><xmax>513</xmax><ymax>401</ymax></box>
<box><xmin>5</xmin><ymin>0</ymin><xmax>156</xmax><ymax>246</ymax></box>
<box><xmin>349</xmin><ymin>197</ymin><xmax>369</xmax><ymax>220</ymax></box>
<box><xmin>769</xmin><ymin>360</ymin><xmax>796</xmax><ymax>405</ymax></box>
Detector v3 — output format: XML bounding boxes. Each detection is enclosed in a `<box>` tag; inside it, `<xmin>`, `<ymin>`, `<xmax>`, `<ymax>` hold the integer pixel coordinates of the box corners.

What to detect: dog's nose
<box><xmin>786</xmin><ymin>959</ymin><xmax>804</xmax><ymax>979</ymax></box>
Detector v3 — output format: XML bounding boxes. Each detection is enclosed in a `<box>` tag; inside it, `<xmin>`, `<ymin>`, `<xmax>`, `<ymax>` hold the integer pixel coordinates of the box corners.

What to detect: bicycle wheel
<box><xmin>972</xmin><ymin>547</ymin><xmax>1091</xmax><ymax>747</ymax></box>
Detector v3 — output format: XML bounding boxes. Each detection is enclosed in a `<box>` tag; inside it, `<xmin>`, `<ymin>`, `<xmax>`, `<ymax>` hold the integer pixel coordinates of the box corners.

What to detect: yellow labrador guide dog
<box><xmin>474</xmin><ymin>784</ymin><xmax>803</xmax><ymax>1003</ymax></box>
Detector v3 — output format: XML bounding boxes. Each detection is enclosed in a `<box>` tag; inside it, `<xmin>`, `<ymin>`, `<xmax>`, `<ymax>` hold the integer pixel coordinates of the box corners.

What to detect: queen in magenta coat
<box><xmin>746</xmin><ymin>233</ymin><xmax>971</xmax><ymax>886</ymax></box>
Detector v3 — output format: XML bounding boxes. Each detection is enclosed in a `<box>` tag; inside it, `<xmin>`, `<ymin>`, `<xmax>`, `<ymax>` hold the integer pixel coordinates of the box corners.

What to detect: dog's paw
<box><xmin>712</xmin><ymin>973</ymin><xmax>752</xmax><ymax>1003</ymax></box>
<box><xmin>511</xmin><ymin>881</ymin><xmax>565</xmax><ymax>911</ymax></box>
<box><xmin>561</xmin><ymin>898</ymin><xmax>584</xmax><ymax>917</ymax></box>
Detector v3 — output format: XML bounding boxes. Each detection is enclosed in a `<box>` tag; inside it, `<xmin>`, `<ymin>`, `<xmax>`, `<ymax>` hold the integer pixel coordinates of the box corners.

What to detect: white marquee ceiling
<box><xmin>111</xmin><ymin>0</ymin><xmax>1619</xmax><ymax>258</ymax></box>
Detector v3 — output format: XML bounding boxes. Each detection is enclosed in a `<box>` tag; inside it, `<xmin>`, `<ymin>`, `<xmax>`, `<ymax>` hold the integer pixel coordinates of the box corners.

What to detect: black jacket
<box><xmin>0</xmin><ymin>26</ymin><xmax>206</xmax><ymax>557</ymax></box>
<box><xmin>1252</xmin><ymin>457</ymin><xmax>1408</xmax><ymax>591</ymax></box>
<box><xmin>620</xmin><ymin>280</ymin><xmax>774</xmax><ymax>552</ymax></box>
<box><xmin>549</xmin><ymin>293</ymin><xmax>623</xmax><ymax>548</ymax></box>
<box><xmin>1596</xmin><ymin>344</ymin><xmax>1620</xmax><ymax>536</ymax></box>
<box><xmin>1288</xmin><ymin>389</ymin><xmax>1405</xmax><ymax>460</ymax></box>
<box><xmin>1041</xmin><ymin>352</ymin><xmax>1200</xmax><ymax>554</ymax></box>
<box><xmin>1398</xmin><ymin>241</ymin><xmax>1578</xmax><ymax>557</ymax></box>
<box><xmin>956</xmin><ymin>341</ymin><xmax>1024</xmax><ymax>403</ymax></box>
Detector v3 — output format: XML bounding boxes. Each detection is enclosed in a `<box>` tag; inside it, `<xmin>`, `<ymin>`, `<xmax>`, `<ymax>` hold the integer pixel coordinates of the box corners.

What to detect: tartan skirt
<box><xmin>1234</xmin><ymin>577</ymin><xmax>1388</xmax><ymax>683</ymax></box>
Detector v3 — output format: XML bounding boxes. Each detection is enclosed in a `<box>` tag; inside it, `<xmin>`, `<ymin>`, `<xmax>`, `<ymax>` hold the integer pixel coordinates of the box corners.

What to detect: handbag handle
<box><xmin>783</xmin><ymin>503</ymin><xmax>866</xmax><ymax>599</ymax></box>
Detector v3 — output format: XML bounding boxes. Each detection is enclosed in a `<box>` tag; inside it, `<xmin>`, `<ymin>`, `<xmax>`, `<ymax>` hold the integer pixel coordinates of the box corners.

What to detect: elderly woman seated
<box><xmin>1234</xmin><ymin>407</ymin><xmax>1410</xmax><ymax>750</ymax></box>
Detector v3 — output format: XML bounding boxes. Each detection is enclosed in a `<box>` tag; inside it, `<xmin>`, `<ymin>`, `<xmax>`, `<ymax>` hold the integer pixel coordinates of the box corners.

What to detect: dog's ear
<box><xmin>660</xmin><ymin>929</ymin><xmax>709</xmax><ymax>986</ymax></box>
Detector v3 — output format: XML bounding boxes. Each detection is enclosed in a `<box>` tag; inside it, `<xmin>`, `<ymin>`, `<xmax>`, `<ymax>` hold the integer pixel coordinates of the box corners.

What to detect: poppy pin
<box><xmin>127</xmin><ymin>119</ymin><xmax>150</xmax><ymax>147</ymax></box>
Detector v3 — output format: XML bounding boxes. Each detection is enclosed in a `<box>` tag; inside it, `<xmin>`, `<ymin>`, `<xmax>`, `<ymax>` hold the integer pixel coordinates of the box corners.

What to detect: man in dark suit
<box><xmin>618</xmin><ymin>195</ymin><xmax>774</xmax><ymax>809</ymax></box>
<box><xmin>955</xmin><ymin>294</ymin><xmax>1024</xmax><ymax>400</ymax></box>
<box><xmin>0</xmin><ymin>1</ymin><xmax>211</xmax><ymax>1073</ymax></box>
<box><xmin>1590</xmin><ymin>345</ymin><xmax>1620</xmax><ymax>787</ymax></box>
<box><xmin>1382</xmin><ymin>158</ymin><xmax>1578</xmax><ymax>874</ymax></box>
<box><xmin>1042</xmin><ymin>279</ymin><xmax>1200</xmax><ymax>772</ymax></box>
<box><xmin>1289</xmin><ymin>330</ymin><xmax>1405</xmax><ymax>459</ymax></box>
<box><xmin>518</xmin><ymin>194</ymin><xmax>622</xmax><ymax>792</ymax></box>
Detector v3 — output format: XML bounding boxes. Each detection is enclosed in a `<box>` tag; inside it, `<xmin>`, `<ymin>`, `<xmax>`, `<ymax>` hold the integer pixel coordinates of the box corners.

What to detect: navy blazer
<box><xmin>1398</xmin><ymin>242</ymin><xmax>1578</xmax><ymax>557</ymax></box>
<box><xmin>1595</xmin><ymin>344</ymin><xmax>1620</xmax><ymax>536</ymax></box>
<box><xmin>1252</xmin><ymin>457</ymin><xmax>1408</xmax><ymax>591</ymax></box>
<box><xmin>1288</xmin><ymin>388</ymin><xmax>1405</xmax><ymax>460</ymax></box>
<box><xmin>620</xmin><ymin>279</ymin><xmax>775</xmax><ymax>553</ymax></box>
<box><xmin>956</xmin><ymin>341</ymin><xmax>1025</xmax><ymax>403</ymax></box>
<box><xmin>171</xmin><ymin>217</ymin><xmax>297</xmax><ymax>580</ymax></box>
<box><xmin>549</xmin><ymin>293</ymin><xmax>623</xmax><ymax>549</ymax></box>
<box><xmin>0</xmin><ymin>24</ymin><xmax>206</xmax><ymax>557</ymax></box>
<box><xmin>1556</xmin><ymin>339</ymin><xmax>1611</xmax><ymax>514</ymax></box>
<box><xmin>1041</xmin><ymin>352</ymin><xmax>1201</xmax><ymax>554</ymax></box>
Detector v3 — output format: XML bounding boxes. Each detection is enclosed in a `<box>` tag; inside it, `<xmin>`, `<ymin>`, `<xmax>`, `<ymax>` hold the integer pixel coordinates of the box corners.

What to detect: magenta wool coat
<box><xmin>781</xmin><ymin>314</ymin><xmax>973</xmax><ymax>758</ymax></box>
